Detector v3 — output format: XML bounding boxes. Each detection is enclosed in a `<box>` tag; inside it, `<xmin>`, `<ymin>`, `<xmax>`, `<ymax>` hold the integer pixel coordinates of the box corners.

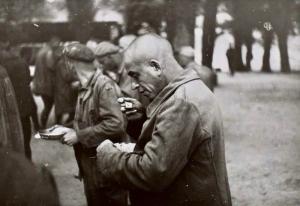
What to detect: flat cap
<box><xmin>95</xmin><ymin>41</ymin><xmax>120</xmax><ymax>58</ymax></box>
<box><xmin>63</xmin><ymin>43</ymin><xmax>95</xmax><ymax>62</ymax></box>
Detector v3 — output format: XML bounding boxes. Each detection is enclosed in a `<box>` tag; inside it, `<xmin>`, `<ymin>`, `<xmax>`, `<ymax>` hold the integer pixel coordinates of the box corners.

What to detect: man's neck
<box><xmin>75</xmin><ymin>66</ymin><xmax>96</xmax><ymax>88</ymax></box>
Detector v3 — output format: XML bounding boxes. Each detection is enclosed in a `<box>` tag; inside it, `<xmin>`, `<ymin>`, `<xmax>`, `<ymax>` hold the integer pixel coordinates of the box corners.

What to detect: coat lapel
<box><xmin>146</xmin><ymin>68</ymin><xmax>201</xmax><ymax>118</ymax></box>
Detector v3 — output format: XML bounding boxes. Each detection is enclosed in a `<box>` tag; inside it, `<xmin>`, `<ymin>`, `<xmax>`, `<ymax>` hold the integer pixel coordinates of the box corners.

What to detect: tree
<box><xmin>65</xmin><ymin>0</ymin><xmax>96</xmax><ymax>42</ymax></box>
<box><xmin>165</xmin><ymin>0</ymin><xmax>198</xmax><ymax>52</ymax></box>
<box><xmin>0</xmin><ymin>0</ymin><xmax>46</xmax><ymax>22</ymax></box>
<box><xmin>271</xmin><ymin>0</ymin><xmax>292</xmax><ymax>73</ymax></box>
<box><xmin>201</xmin><ymin>0</ymin><xmax>219</xmax><ymax>68</ymax></box>
<box><xmin>125</xmin><ymin>0</ymin><xmax>164</xmax><ymax>34</ymax></box>
<box><xmin>261</xmin><ymin>29</ymin><xmax>274</xmax><ymax>72</ymax></box>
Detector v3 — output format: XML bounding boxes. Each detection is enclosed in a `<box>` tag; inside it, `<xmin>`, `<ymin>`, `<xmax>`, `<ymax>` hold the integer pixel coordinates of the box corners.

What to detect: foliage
<box><xmin>0</xmin><ymin>0</ymin><xmax>48</xmax><ymax>22</ymax></box>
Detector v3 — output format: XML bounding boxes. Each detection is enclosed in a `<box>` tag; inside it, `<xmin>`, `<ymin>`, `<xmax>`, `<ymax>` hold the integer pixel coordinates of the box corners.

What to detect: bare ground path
<box><xmin>31</xmin><ymin>72</ymin><xmax>300</xmax><ymax>206</ymax></box>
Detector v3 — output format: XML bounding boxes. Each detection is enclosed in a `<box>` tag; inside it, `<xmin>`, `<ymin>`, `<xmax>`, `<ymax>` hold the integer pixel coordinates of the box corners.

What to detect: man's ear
<box><xmin>149</xmin><ymin>59</ymin><xmax>161</xmax><ymax>71</ymax></box>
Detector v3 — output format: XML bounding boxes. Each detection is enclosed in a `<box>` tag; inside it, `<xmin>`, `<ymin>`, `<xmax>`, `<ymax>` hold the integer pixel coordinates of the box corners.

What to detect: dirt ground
<box><xmin>31</xmin><ymin>72</ymin><xmax>300</xmax><ymax>206</ymax></box>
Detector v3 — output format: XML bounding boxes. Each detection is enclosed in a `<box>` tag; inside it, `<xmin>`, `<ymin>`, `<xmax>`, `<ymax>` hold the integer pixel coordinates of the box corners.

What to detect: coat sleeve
<box><xmin>97</xmin><ymin>97</ymin><xmax>200</xmax><ymax>191</ymax></box>
<box><xmin>77</xmin><ymin>80</ymin><xmax>126</xmax><ymax>148</ymax></box>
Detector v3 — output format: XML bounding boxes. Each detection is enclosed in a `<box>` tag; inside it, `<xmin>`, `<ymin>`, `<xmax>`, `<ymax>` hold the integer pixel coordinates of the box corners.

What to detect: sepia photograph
<box><xmin>0</xmin><ymin>0</ymin><xmax>299</xmax><ymax>205</ymax></box>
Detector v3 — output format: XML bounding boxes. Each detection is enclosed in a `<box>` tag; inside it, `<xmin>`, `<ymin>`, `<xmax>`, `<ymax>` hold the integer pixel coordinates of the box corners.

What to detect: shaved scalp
<box><xmin>124</xmin><ymin>33</ymin><xmax>174</xmax><ymax>68</ymax></box>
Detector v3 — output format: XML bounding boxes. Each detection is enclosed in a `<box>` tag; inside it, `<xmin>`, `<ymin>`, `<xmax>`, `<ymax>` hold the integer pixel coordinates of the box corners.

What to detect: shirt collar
<box><xmin>146</xmin><ymin>68</ymin><xmax>201</xmax><ymax>118</ymax></box>
<box><xmin>80</xmin><ymin>69</ymin><xmax>102</xmax><ymax>91</ymax></box>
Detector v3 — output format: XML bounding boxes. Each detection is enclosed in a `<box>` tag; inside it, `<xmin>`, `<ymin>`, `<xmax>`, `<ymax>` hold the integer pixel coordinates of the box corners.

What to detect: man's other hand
<box><xmin>61</xmin><ymin>129</ymin><xmax>78</xmax><ymax>146</ymax></box>
<box><xmin>96</xmin><ymin>139</ymin><xmax>114</xmax><ymax>153</ymax></box>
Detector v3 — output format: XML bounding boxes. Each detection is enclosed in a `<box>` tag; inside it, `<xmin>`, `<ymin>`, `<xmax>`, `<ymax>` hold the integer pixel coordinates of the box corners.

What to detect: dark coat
<box><xmin>0</xmin><ymin>65</ymin><xmax>24</xmax><ymax>154</ymax></box>
<box><xmin>32</xmin><ymin>45</ymin><xmax>55</xmax><ymax>96</ymax></box>
<box><xmin>1</xmin><ymin>53</ymin><xmax>35</xmax><ymax>117</ymax></box>
<box><xmin>97</xmin><ymin>68</ymin><xmax>232</xmax><ymax>206</ymax></box>
<box><xmin>0</xmin><ymin>148</ymin><xmax>60</xmax><ymax>206</ymax></box>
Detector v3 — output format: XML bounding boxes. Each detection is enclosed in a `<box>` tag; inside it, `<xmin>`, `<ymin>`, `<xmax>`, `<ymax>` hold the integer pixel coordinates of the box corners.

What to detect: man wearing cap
<box><xmin>178</xmin><ymin>46</ymin><xmax>215</xmax><ymax>91</ymax></box>
<box><xmin>61</xmin><ymin>43</ymin><xmax>127</xmax><ymax>206</ymax></box>
<box><xmin>95</xmin><ymin>41</ymin><xmax>148</xmax><ymax>140</ymax></box>
<box><xmin>96</xmin><ymin>34</ymin><xmax>232</xmax><ymax>206</ymax></box>
<box><xmin>94</xmin><ymin>41</ymin><xmax>144</xmax><ymax>101</ymax></box>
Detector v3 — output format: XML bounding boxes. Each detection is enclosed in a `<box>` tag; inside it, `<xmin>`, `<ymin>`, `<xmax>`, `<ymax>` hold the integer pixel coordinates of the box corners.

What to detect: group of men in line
<box><xmin>0</xmin><ymin>33</ymin><xmax>231</xmax><ymax>206</ymax></box>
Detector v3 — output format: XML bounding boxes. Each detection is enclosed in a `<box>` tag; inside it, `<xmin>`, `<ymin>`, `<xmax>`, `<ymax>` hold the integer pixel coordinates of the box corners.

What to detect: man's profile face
<box><xmin>125</xmin><ymin>60</ymin><xmax>165</xmax><ymax>101</ymax></box>
<box><xmin>100</xmin><ymin>53</ymin><xmax>120</xmax><ymax>72</ymax></box>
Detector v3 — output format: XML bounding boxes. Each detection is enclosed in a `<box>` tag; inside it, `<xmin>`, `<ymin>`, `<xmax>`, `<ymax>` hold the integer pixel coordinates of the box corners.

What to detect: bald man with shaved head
<box><xmin>97</xmin><ymin>34</ymin><xmax>232</xmax><ymax>206</ymax></box>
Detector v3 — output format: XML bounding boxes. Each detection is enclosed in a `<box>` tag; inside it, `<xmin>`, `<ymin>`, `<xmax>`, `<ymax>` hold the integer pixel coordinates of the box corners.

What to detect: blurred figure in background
<box><xmin>226</xmin><ymin>44</ymin><xmax>235</xmax><ymax>76</ymax></box>
<box><xmin>53</xmin><ymin>45</ymin><xmax>77</xmax><ymax>125</ymax></box>
<box><xmin>0</xmin><ymin>147</ymin><xmax>60</xmax><ymax>206</ymax></box>
<box><xmin>178</xmin><ymin>46</ymin><xmax>215</xmax><ymax>91</ymax></box>
<box><xmin>1</xmin><ymin>44</ymin><xmax>39</xmax><ymax>160</ymax></box>
<box><xmin>33</xmin><ymin>37</ymin><xmax>60</xmax><ymax>128</ymax></box>
<box><xmin>0</xmin><ymin>64</ymin><xmax>24</xmax><ymax>154</ymax></box>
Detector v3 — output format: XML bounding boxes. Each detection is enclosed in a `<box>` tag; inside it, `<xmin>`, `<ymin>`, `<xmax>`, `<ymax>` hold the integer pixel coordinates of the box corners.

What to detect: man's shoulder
<box><xmin>173</xmin><ymin>77</ymin><xmax>215</xmax><ymax>107</ymax></box>
<box><xmin>94</xmin><ymin>72</ymin><xmax>120</xmax><ymax>92</ymax></box>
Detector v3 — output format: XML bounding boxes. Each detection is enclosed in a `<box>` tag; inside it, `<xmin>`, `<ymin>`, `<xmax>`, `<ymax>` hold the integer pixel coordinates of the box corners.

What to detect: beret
<box><xmin>63</xmin><ymin>43</ymin><xmax>95</xmax><ymax>62</ymax></box>
<box><xmin>95</xmin><ymin>41</ymin><xmax>120</xmax><ymax>58</ymax></box>
<box><xmin>179</xmin><ymin>46</ymin><xmax>194</xmax><ymax>58</ymax></box>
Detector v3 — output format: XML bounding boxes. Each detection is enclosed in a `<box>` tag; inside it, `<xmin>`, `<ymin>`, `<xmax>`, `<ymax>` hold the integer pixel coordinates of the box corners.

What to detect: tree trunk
<box><xmin>271</xmin><ymin>0</ymin><xmax>292</xmax><ymax>73</ymax></box>
<box><xmin>261</xmin><ymin>30</ymin><xmax>273</xmax><ymax>72</ymax></box>
<box><xmin>165</xmin><ymin>0</ymin><xmax>197</xmax><ymax>52</ymax></box>
<box><xmin>201</xmin><ymin>0</ymin><xmax>218</xmax><ymax>69</ymax></box>
<box><xmin>232</xmin><ymin>30</ymin><xmax>245</xmax><ymax>71</ymax></box>
<box><xmin>245</xmin><ymin>32</ymin><xmax>253</xmax><ymax>70</ymax></box>
<box><xmin>66</xmin><ymin>0</ymin><xmax>95</xmax><ymax>42</ymax></box>
<box><xmin>277</xmin><ymin>32</ymin><xmax>290</xmax><ymax>73</ymax></box>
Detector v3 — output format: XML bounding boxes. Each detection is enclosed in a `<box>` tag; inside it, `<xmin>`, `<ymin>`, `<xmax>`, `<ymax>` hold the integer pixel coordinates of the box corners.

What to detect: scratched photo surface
<box><xmin>0</xmin><ymin>0</ymin><xmax>299</xmax><ymax>206</ymax></box>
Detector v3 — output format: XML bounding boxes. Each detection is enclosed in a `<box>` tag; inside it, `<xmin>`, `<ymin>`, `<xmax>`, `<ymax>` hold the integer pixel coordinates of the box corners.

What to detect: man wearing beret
<box><xmin>96</xmin><ymin>34</ymin><xmax>232</xmax><ymax>206</ymax></box>
<box><xmin>61</xmin><ymin>43</ymin><xmax>127</xmax><ymax>206</ymax></box>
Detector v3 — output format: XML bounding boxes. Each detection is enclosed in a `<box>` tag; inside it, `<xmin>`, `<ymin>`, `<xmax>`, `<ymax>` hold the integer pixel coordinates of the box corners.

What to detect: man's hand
<box><xmin>118</xmin><ymin>97</ymin><xmax>145</xmax><ymax>121</ymax></box>
<box><xmin>61</xmin><ymin>129</ymin><xmax>78</xmax><ymax>146</ymax></box>
<box><xmin>96</xmin><ymin>139</ymin><xmax>114</xmax><ymax>153</ymax></box>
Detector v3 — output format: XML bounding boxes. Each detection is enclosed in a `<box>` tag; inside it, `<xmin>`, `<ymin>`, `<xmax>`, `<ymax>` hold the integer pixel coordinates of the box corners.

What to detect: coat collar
<box><xmin>146</xmin><ymin>68</ymin><xmax>201</xmax><ymax>118</ymax></box>
<box><xmin>79</xmin><ymin>69</ymin><xmax>102</xmax><ymax>103</ymax></box>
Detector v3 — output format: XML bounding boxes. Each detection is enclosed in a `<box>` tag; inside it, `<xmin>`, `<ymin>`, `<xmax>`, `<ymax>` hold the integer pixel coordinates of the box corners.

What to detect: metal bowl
<box><xmin>38</xmin><ymin>125</ymin><xmax>69</xmax><ymax>140</ymax></box>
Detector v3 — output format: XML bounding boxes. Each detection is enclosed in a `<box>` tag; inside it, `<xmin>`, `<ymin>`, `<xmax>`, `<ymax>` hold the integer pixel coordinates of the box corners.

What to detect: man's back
<box><xmin>2</xmin><ymin>53</ymin><xmax>34</xmax><ymax>117</ymax></box>
<box><xmin>33</xmin><ymin>45</ymin><xmax>55</xmax><ymax>96</ymax></box>
<box><xmin>130</xmin><ymin>68</ymin><xmax>231</xmax><ymax>206</ymax></box>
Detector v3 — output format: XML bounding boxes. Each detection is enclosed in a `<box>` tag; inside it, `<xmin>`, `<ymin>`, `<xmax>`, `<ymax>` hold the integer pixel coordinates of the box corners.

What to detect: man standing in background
<box><xmin>33</xmin><ymin>37</ymin><xmax>60</xmax><ymax>128</ymax></box>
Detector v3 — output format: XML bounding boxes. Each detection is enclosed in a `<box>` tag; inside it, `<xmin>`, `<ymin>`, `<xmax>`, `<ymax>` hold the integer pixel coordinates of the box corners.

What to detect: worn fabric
<box><xmin>54</xmin><ymin>57</ymin><xmax>77</xmax><ymax>116</ymax></box>
<box><xmin>186</xmin><ymin>62</ymin><xmax>215</xmax><ymax>92</ymax></box>
<box><xmin>0</xmin><ymin>148</ymin><xmax>60</xmax><ymax>206</ymax></box>
<box><xmin>0</xmin><ymin>65</ymin><xmax>24</xmax><ymax>154</ymax></box>
<box><xmin>97</xmin><ymin>68</ymin><xmax>232</xmax><ymax>206</ymax></box>
<box><xmin>33</xmin><ymin>45</ymin><xmax>55</xmax><ymax>96</ymax></box>
<box><xmin>64</xmin><ymin>43</ymin><xmax>95</xmax><ymax>63</ymax></box>
<box><xmin>1</xmin><ymin>53</ymin><xmax>35</xmax><ymax>117</ymax></box>
<box><xmin>73</xmin><ymin>69</ymin><xmax>127</xmax><ymax>206</ymax></box>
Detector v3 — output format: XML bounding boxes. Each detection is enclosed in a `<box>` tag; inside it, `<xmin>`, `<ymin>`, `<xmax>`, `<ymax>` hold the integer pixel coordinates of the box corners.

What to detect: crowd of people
<box><xmin>0</xmin><ymin>32</ymin><xmax>230</xmax><ymax>206</ymax></box>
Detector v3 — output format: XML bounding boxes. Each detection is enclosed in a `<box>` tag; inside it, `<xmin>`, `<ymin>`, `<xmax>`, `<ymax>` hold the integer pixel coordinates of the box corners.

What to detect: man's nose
<box><xmin>131</xmin><ymin>81</ymin><xmax>140</xmax><ymax>90</ymax></box>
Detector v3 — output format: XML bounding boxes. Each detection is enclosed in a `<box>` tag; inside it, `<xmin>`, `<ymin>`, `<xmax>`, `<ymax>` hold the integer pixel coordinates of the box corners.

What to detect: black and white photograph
<box><xmin>0</xmin><ymin>0</ymin><xmax>299</xmax><ymax>205</ymax></box>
